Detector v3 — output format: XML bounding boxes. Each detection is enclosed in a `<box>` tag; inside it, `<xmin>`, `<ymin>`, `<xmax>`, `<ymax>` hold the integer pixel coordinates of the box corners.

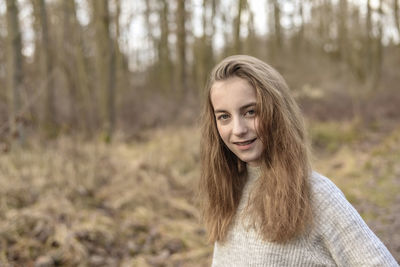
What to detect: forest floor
<box><xmin>0</xmin><ymin>120</ymin><xmax>399</xmax><ymax>266</ymax></box>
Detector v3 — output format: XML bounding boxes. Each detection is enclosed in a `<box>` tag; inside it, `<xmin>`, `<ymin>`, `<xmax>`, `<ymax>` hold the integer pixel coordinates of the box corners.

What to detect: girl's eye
<box><xmin>217</xmin><ymin>114</ymin><xmax>229</xmax><ymax>121</ymax></box>
<box><xmin>245</xmin><ymin>109</ymin><xmax>256</xmax><ymax>116</ymax></box>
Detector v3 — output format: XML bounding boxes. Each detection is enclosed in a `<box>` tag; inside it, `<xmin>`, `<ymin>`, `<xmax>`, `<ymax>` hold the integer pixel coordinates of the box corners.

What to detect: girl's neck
<box><xmin>247</xmin><ymin>164</ymin><xmax>261</xmax><ymax>182</ymax></box>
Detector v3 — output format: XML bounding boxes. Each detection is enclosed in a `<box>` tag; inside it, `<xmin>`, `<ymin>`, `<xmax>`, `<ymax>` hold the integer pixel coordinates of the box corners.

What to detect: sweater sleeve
<box><xmin>311</xmin><ymin>172</ymin><xmax>399</xmax><ymax>267</ymax></box>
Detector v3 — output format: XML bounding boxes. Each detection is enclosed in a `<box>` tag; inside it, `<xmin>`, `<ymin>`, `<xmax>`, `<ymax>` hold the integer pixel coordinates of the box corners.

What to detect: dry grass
<box><xmin>0</xmin><ymin>126</ymin><xmax>210</xmax><ymax>267</ymax></box>
<box><xmin>0</xmin><ymin>123</ymin><xmax>399</xmax><ymax>266</ymax></box>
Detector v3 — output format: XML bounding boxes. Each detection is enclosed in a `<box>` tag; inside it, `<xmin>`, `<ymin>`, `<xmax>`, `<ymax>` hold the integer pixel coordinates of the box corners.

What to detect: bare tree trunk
<box><xmin>144</xmin><ymin>0</ymin><xmax>156</xmax><ymax>64</ymax></box>
<box><xmin>210</xmin><ymin>0</ymin><xmax>217</xmax><ymax>39</ymax></box>
<box><xmin>176</xmin><ymin>0</ymin><xmax>187</xmax><ymax>96</ymax></box>
<box><xmin>209</xmin><ymin>0</ymin><xmax>217</xmax><ymax>61</ymax></box>
<box><xmin>193</xmin><ymin>0</ymin><xmax>208</xmax><ymax>92</ymax></box>
<box><xmin>365</xmin><ymin>0</ymin><xmax>372</xmax><ymax>73</ymax></box>
<box><xmin>32</xmin><ymin>0</ymin><xmax>56</xmax><ymax>136</ymax></box>
<box><xmin>317</xmin><ymin>0</ymin><xmax>333</xmax><ymax>53</ymax></box>
<box><xmin>5</xmin><ymin>0</ymin><xmax>24</xmax><ymax>145</ymax></box>
<box><xmin>113</xmin><ymin>0</ymin><xmax>129</xmax><ymax>95</ymax></box>
<box><xmin>338</xmin><ymin>0</ymin><xmax>348</xmax><ymax>61</ymax></box>
<box><xmin>317</xmin><ymin>0</ymin><xmax>325</xmax><ymax>43</ymax></box>
<box><xmin>246</xmin><ymin>9</ymin><xmax>257</xmax><ymax>55</ymax></box>
<box><xmin>268</xmin><ymin>0</ymin><xmax>282</xmax><ymax>59</ymax></box>
<box><xmin>92</xmin><ymin>0</ymin><xmax>115</xmax><ymax>142</ymax></box>
<box><xmin>371</xmin><ymin>0</ymin><xmax>384</xmax><ymax>90</ymax></box>
<box><xmin>290</xmin><ymin>0</ymin><xmax>305</xmax><ymax>57</ymax></box>
<box><xmin>193</xmin><ymin>0</ymin><xmax>217</xmax><ymax>92</ymax></box>
<box><xmin>61</xmin><ymin>0</ymin><xmax>79</xmax><ymax>128</ymax></box>
<box><xmin>234</xmin><ymin>0</ymin><xmax>245</xmax><ymax>54</ymax></box>
<box><xmin>273</xmin><ymin>0</ymin><xmax>282</xmax><ymax>51</ymax></box>
<box><xmin>201</xmin><ymin>0</ymin><xmax>208</xmax><ymax>62</ymax></box>
<box><xmin>69</xmin><ymin>0</ymin><xmax>97</xmax><ymax>134</ymax></box>
<box><xmin>394</xmin><ymin>0</ymin><xmax>400</xmax><ymax>38</ymax></box>
<box><xmin>298</xmin><ymin>0</ymin><xmax>305</xmax><ymax>51</ymax></box>
<box><xmin>158</xmin><ymin>0</ymin><xmax>172</xmax><ymax>93</ymax></box>
<box><xmin>221</xmin><ymin>6</ymin><xmax>230</xmax><ymax>57</ymax></box>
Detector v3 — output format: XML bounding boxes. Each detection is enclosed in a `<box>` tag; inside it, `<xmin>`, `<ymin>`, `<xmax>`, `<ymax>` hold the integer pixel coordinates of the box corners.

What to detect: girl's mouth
<box><xmin>234</xmin><ymin>138</ymin><xmax>256</xmax><ymax>146</ymax></box>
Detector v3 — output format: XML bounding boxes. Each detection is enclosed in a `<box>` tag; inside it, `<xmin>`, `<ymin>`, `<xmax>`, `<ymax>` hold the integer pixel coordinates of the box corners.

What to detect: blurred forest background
<box><xmin>1</xmin><ymin>0</ymin><xmax>399</xmax><ymax>266</ymax></box>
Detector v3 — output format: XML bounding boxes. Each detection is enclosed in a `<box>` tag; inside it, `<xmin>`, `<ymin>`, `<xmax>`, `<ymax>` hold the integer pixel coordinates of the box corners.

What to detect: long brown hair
<box><xmin>199</xmin><ymin>55</ymin><xmax>312</xmax><ymax>243</ymax></box>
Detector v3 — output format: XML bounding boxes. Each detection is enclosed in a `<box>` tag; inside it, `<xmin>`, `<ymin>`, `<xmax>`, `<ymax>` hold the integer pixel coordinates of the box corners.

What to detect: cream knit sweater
<box><xmin>212</xmin><ymin>168</ymin><xmax>398</xmax><ymax>266</ymax></box>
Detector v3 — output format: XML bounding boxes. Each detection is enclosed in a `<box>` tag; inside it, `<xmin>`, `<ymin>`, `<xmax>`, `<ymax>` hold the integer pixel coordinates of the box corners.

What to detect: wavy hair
<box><xmin>199</xmin><ymin>55</ymin><xmax>312</xmax><ymax>243</ymax></box>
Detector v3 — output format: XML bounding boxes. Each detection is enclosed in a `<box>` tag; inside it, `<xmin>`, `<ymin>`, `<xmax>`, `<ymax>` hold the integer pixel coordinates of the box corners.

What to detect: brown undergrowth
<box><xmin>0</xmin><ymin>123</ymin><xmax>399</xmax><ymax>266</ymax></box>
<box><xmin>0</xmin><ymin>127</ymin><xmax>210</xmax><ymax>267</ymax></box>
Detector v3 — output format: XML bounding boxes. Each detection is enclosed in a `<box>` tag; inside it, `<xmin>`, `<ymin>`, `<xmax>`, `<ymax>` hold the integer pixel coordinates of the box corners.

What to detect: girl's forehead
<box><xmin>211</xmin><ymin>77</ymin><xmax>252</xmax><ymax>93</ymax></box>
<box><xmin>210</xmin><ymin>78</ymin><xmax>257</xmax><ymax>108</ymax></box>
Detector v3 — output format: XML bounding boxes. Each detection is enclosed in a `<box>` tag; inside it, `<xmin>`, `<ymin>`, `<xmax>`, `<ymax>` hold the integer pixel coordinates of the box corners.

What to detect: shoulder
<box><xmin>308</xmin><ymin>172</ymin><xmax>399</xmax><ymax>266</ymax></box>
<box><xmin>309</xmin><ymin>171</ymin><xmax>348</xmax><ymax>210</ymax></box>
<box><xmin>310</xmin><ymin>171</ymin><xmax>344</xmax><ymax>197</ymax></box>
<box><xmin>309</xmin><ymin>171</ymin><xmax>363</xmax><ymax>231</ymax></box>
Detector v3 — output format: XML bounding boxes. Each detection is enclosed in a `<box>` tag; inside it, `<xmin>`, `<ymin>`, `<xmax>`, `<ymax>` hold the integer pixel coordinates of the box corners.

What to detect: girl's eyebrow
<box><xmin>214</xmin><ymin>102</ymin><xmax>256</xmax><ymax>114</ymax></box>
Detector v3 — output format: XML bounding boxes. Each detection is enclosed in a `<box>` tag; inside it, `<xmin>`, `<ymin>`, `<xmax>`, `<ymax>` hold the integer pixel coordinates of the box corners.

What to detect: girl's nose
<box><xmin>232</xmin><ymin>117</ymin><xmax>248</xmax><ymax>136</ymax></box>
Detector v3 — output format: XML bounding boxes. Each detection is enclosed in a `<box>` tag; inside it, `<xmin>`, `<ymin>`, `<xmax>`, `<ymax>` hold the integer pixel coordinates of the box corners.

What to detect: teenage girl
<box><xmin>199</xmin><ymin>55</ymin><xmax>398</xmax><ymax>266</ymax></box>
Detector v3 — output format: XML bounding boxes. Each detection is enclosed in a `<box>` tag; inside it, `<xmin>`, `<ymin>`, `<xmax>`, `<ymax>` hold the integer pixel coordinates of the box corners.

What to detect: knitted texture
<box><xmin>212</xmin><ymin>169</ymin><xmax>398</xmax><ymax>266</ymax></box>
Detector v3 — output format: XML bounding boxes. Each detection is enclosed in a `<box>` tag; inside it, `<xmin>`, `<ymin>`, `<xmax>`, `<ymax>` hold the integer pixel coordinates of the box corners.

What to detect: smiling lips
<box><xmin>233</xmin><ymin>138</ymin><xmax>257</xmax><ymax>150</ymax></box>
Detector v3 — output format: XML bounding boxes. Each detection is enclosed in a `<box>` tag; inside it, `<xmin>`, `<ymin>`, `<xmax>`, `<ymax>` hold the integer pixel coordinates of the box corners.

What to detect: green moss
<box><xmin>363</xmin><ymin>160</ymin><xmax>373</xmax><ymax>171</ymax></box>
<box><xmin>310</xmin><ymin>121</ymin><xmax>360</xmax><ymax>152</ymax></box>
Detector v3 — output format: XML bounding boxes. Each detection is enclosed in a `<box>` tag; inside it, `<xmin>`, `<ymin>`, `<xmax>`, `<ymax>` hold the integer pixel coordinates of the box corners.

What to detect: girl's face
<box><xmin>210</xmin><ymin>77</ymin><xmax>263</xmax><ymax>166</ymax></box>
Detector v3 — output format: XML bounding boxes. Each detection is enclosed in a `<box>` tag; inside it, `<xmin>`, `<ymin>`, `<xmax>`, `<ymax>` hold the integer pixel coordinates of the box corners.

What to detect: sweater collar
<box><xmin>247</xmin><ymin>164</ymin><xmax>261</xmax><ymax>182</ymax></box>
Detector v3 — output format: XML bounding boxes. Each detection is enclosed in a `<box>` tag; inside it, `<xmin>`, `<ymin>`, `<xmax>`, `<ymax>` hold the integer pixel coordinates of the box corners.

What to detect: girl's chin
<box><xmin>246</xmin><ymin>160</ymin><xmax>261</xmax><ymax>166</ymax></box>
<box><xmin>236</xmin><ymin>154</ymin><xmax>261</xmax><ymax>165</ymax></box>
